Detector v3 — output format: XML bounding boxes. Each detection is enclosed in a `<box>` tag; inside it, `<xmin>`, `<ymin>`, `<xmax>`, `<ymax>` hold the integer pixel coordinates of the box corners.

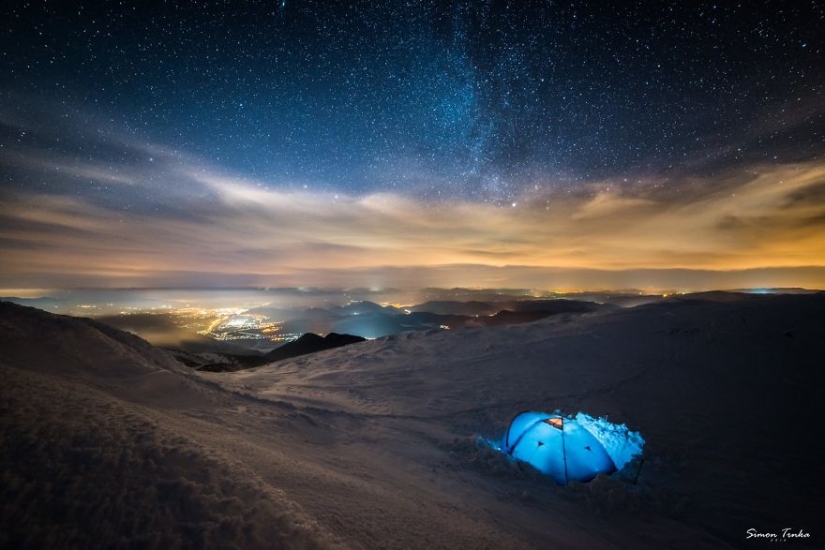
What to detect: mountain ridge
<box><xmin>2</xmin><ymin>295</ymin><xmax>824</xmax><ymax>548</ymax></box>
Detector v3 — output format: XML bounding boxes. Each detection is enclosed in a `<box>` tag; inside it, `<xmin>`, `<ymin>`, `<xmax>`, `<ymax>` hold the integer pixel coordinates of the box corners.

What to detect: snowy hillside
<box><xmin>2</xmin><ymin>295</ymin><xmax>823</xmax><ymax>548</ymax></box>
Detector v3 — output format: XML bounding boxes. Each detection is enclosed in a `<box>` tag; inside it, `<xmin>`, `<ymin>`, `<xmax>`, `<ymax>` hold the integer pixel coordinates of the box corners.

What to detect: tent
<box><xmin>503</xmin><ymin>411</ymin><xmax>617</xmax><ymax>485</ymax></box>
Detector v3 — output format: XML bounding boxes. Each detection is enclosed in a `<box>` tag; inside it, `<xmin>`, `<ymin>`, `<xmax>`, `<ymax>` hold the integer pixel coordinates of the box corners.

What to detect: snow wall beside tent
<box><xmin>573</xmin><ymin>412</ymin><xmax>644</xmax><ymax>470</ymax></box>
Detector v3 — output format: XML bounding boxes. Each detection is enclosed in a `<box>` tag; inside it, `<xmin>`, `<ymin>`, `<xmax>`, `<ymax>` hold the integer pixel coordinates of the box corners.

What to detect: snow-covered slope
<box><xmin>0</xmin><ymin>302</ymin><xmax>339</xmax><ymax>549</ymax></box>
<box><xmin>2</xmin><ymin>296</ymin><xmax>823</xmax><ymax>548</ymax></box>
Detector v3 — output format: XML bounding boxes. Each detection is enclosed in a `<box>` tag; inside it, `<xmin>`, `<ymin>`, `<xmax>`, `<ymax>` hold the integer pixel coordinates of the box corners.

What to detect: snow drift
<box><xmin>2</xmin><ymin>293</ymin><xmax>824</xmax><ymax>548</ymax></box>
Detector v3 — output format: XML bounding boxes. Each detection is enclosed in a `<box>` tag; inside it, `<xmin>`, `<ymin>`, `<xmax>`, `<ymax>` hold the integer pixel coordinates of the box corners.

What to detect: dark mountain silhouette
<box><xmin>0</xmin><ymin>296</ymin><xmax>62</xmax><ymax>311</ymax></box>
<box><xmin>336</xmin><ymin>301</ymin><xmax>398</xmax><ymax>315</ymax></box>
<box><xmin>264</xmin><ymin>332</ymin><xmax>365</xmax><ymax>363</ymax></box>
<box><xmin>328</xmin><ymin>300</ymin><xmax>610</xmax><ymax>338</ymax></box>
<box><xmin>246</xmin><ymin>299</ymin><xmax>609</xmax><ymax>340</ymax></box>
<box><xmin>407</xmin><ymin>300</ymin><xmax>497</xmax><ymax>316</ymax></box>
<box><xmin>495</xmin><ymin>299</ymin><xmax>607</xmax><ymax>314</ymax></box>
<box><xmin>194</xmin><ymin>332</ymin><xmax>366</xmax><ymax>372</ymax></box>
<box><xmin>482</xmin><ymin>309</ymin><xmax>561</xmax><ymax>325</ymax></box>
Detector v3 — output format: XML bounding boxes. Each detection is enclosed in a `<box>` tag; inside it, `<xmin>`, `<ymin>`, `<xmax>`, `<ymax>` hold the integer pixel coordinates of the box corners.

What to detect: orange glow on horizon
<box><xmin>2</xmin><ymin>162</ymin><xmax>824</xmax><ymax>291</ymax></box>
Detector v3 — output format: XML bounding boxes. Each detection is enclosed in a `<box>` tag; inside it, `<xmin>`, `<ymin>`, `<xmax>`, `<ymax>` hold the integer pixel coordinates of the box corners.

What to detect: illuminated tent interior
<box><xmin>503</xmin><ymin>411</ymin><xmax>633</xmax><ymax>485</ymax></box>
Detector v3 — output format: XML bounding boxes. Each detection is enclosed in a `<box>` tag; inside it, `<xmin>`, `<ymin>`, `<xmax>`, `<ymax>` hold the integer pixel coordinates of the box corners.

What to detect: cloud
<box><xmin>3</xmin><ymin>160</ymin><xmax>825</xmax><ymax>290</ymax></box>
<box><xmin>1</xmin><ymin>101</ymin><xmax>824</xmax><ymax>290</ymax></box>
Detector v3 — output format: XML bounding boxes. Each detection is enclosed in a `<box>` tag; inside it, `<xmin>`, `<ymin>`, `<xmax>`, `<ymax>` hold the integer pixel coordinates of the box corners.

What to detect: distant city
<box><xmin>2</xmin><ymin>287</ymin><xmax>817</xmax><ymax>356</ymax></box>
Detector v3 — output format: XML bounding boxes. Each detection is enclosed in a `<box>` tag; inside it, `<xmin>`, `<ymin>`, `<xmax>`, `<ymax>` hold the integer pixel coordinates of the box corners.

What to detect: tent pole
<box><xmin>633</xmin><ymin>458</ymin><xmax>645</xmax><ymax>485</ymax></box>
<box><xmin>561</xmin><ymin>419</ymin><xmax>569</xmax><ymax>485</ymax></box>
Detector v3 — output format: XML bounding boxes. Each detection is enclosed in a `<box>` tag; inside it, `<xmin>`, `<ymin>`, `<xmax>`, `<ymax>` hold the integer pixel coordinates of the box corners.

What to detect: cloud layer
<box><xmin>2</xmin><ymin>127</ymin><xmax>824</xmax><ymax>291</ymax></box>
<box><xmin>2</xmin><ymin>101</ymin><xmax>824</xmax><ymax>291</ymax></box>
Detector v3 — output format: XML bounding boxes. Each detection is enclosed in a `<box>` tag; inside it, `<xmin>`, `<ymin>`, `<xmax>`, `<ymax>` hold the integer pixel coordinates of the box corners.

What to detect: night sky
<box><xmin>2</xmin><ymin>1</ymin><xmax>824</xmax><ymax>290</ymax></box>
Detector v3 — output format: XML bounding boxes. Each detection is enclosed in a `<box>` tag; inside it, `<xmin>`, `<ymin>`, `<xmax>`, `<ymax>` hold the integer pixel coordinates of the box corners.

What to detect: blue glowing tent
<box><xmin>503</xmin><ymin>411</ymin><xmax>617</xmax><ymax>485</ymax></box>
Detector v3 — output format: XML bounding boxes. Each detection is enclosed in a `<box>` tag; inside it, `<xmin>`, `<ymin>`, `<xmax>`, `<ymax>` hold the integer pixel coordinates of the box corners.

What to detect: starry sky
<box><xmin>1</xmin><ymin>0</ymin><xmax>824</xmax><ymax>291</ymax></box>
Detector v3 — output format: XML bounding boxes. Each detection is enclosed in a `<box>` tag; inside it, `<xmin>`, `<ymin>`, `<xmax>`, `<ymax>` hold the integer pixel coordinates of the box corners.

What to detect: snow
<box><xmin>574</xmin><ymin>412</ymin><xmax>644</xmax><ymax>471</ymax></box>
<box><xmin>2</xmin><ymin>294</ymin><xmax>824</xmax><ymax>548</ymax></box>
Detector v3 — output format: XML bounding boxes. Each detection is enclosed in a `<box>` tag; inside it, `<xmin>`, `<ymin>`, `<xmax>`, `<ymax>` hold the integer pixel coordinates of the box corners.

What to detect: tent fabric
<box><xmin>503</xmin><ymin>411</ymin><xmax>616</xmax><ymax>485</ymax></box>
<box><xmin>545</xmin><ymin>417</ymin><xmax>563</xmax><ymax>430</ymax></box>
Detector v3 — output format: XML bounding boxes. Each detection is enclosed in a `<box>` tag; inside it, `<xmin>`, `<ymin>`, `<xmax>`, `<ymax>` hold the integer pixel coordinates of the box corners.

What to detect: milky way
<box><xmin>1</xmin><ymin>1</ymin><xmax>824</xmax><ymax>289</ymax></box>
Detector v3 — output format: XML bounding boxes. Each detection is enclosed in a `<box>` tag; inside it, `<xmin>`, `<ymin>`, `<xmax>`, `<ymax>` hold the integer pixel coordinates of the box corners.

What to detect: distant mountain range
<box><xmin>265</xmin><ymin>332</ymin><xmax>365</xmax><ymax>362</ymax></box>
<box><xmin>249</xmin><ymin>298</ymin><xmax>610</xmax><ymax>339</ymax></box>
<box><xmin>2</xmin><ymin>292</ymin><xmax>823</xmax><ymax>548</ymax></box>
<box><xmin>168</xmin><ymin>298</ymin><xmax>608</xmax><ymax>372</ymax></box>
<box><xmin>194</xmin><ymin>332</ymin><xmax>366</xmax><ymax>372</ymax></box>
